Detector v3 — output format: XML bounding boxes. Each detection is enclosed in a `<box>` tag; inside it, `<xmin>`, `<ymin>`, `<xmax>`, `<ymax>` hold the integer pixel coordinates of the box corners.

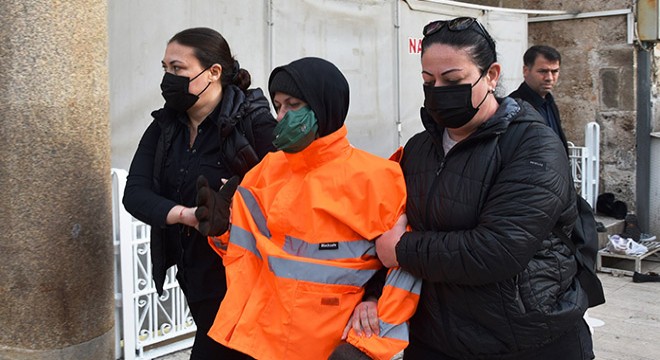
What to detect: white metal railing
<box><xmin>112</xmin><ymin>169</ymin><xmax>195</xmax><ymax>360</ymax></box>
<box><xmin>567</xmin><ymin>122</ymin><xmax>600</xmax><ymax>209</ymax></box>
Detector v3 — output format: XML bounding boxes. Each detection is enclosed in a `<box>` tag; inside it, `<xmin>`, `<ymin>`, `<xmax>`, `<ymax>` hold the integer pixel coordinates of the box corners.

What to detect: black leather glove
<box><xmin>195</xmin><ymin>175</ymin><xmax>240</xmax><ymax>236</ymax></box>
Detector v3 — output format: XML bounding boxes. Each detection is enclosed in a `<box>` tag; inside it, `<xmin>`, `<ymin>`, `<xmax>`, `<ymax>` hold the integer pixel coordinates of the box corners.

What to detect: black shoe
<box><xmin>596</xmin><ymin>221</ymin><xmax>607</xmax><ymax>233</ymax></box>
<box><xmin>632</xmin><ymin>271</ymin><xmax>660</xmax><ymax>283</ymax></box>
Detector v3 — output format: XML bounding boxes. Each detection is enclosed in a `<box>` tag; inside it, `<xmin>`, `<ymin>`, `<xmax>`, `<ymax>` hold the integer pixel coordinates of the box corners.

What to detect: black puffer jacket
<box><xmin>396</xmin><ymin>97</ymin><xmax>585</xmax><ymax>359</ymax></box>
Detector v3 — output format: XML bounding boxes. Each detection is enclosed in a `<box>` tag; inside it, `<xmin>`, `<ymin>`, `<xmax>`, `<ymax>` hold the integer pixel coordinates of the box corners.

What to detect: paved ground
<box><xmin>588</xmin><ymin>261</ymin><xmax>660</xmax><ymax>360</ymax></box>
<box><xmin>156</xmin><ymin>348</ymin><xmax>190</xmax><ymax>360</ymax></box>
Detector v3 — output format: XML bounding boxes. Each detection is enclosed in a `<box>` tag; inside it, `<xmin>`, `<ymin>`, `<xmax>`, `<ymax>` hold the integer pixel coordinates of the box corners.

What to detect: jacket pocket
<box><xmin>279</xmin><ymin>280</ymin><xmax>362</xmax><ymax>358</ymax></box>
<box><xmin>518</xmin><ymin>255</ymin><xmax>562</xmax><ymax>314</ymax></box>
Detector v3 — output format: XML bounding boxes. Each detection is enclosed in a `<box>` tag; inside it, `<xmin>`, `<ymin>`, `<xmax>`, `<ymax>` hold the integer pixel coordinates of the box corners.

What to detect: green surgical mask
<box><xmin>272</xmin><ymin>106</ymin><xmax>319</xmax><ymax>153</ymax></box>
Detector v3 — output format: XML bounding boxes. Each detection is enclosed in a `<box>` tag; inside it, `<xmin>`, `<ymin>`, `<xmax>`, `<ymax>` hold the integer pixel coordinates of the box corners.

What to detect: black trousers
<box><xmin>188</xmin><ymin>297</ymin><xmax>254</xmax><ymax>360</ymax></box>
<box><xmin>404</xmin><ymin>319</ymin><xmax>594</xmax><ymax>360</ymax></box>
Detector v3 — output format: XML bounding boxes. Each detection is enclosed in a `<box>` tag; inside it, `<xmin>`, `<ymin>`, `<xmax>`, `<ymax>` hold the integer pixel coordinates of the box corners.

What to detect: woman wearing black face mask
<box><xmin>122</xmin><ymin>27</ymin><xmax>276</xmax><ymax>360</ymax></box>
<box><xmin>375</xmin><ymin>17</ymin><xmax>594</xmax><ymax>359</ymax></box>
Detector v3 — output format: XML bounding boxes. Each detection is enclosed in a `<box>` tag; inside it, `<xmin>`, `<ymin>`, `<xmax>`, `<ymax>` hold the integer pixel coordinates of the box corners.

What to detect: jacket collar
<box><xmin>283</xmin><ymin>125</ymin><xmax>351</xmax><ymax>172</ymax></box>
<box><xmin>515</xmin><ymin>82</ymin><xmax>554</xmax><ymax>108</ymax></box>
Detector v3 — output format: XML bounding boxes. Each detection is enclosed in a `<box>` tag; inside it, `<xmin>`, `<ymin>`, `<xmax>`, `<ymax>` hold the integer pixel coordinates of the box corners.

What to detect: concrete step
<box><xmin>594</xmin><ymin>214</ymin><xmax>624</xmax><ymax>250</ymax></box>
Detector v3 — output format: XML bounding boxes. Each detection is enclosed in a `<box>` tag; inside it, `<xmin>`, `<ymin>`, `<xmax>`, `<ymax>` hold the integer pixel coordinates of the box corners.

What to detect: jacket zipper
<box><xmin>513</xmin><ymin>274</ymin><xmax>525</xmax><ymax>313</ymax></box>
<box><xmin>420</xmin><ymin>126</ymin><xmax>502</xmax><ymax>235</ymax></box>
<box><xmin>425</xmin><ymin>159</ymin><xmax>446</xmax><ymax>226</ymax></box>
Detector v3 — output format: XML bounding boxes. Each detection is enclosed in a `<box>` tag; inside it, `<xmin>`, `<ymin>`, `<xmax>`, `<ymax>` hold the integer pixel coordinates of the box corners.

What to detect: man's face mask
<box><xmin>160</xmin><ymin>66</ymin><xmax>211</xmax><ymax>112</ymax></box>
<box><xmin>272</xmin><ymin>106</ymin><xmax>319</xmax><ymax>153</ymax></box>
<box><xmin>423</xmin><ymin>72</ymin><xmax>490</xmax><ymax>129</ymax></box>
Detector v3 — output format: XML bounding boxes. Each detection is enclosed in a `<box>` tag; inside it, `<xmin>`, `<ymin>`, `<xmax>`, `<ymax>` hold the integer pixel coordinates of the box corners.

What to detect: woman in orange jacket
<box><xmin>195</xmin><ymin>57</ymin><xmax>420</xmax><ymax>360</ymax></box>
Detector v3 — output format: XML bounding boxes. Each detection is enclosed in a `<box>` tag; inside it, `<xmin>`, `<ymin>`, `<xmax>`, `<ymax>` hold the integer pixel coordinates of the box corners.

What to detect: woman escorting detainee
<box><xmin>123</xmin><ymin>27</ymin><xmax>276</xmax><ymax>360</ymax></box>
<box><xmin>375</xmin><ymin>17</ymin><xmax>594</xmax><ymax>360</ymax></box>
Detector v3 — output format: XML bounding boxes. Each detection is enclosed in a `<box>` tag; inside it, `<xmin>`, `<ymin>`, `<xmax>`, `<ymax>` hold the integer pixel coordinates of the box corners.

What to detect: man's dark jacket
<box><xmin>396</xmin><ymin>98</ymin><xmax>586</xmax><ymax>358</ymax></box>
<box><xmin>509</xmin><ymin>82</ymin><xmax>568</xmax><ymax>150</ymax></box>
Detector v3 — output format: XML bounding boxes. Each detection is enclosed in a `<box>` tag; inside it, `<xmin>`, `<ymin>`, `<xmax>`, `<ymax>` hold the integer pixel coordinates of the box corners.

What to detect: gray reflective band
<box><xmin>385</xmin><ymin>268</ymin><xmax>422</xmax><ymax>295</ymax></box>
<box><xmin>229</xmin><ymin>225</ymin><xmax>263</xmax><ymax>260</ymax></box>
<box><xmin>211</xmin><ymin>237</ymin><xmax>227</xmax><ymax>252</ymax></box>
<box><xmin>283</xmin><ymin>235</ymin><xmax>376</xmax><ymax>260</ymax></box>
<box><xmin>379</xmin><ymin>320</ymin><xmax>409</xmax><ymax>341</ymax></box>
<box><xmin>237</xmin><ymin>186</ymin><xmax>271</xmax><ymax>238</ymax></box>
<box><xmin>268</xmin><ymin>256</ymin><xmax>377</xmax><ymax>287</ymax></box>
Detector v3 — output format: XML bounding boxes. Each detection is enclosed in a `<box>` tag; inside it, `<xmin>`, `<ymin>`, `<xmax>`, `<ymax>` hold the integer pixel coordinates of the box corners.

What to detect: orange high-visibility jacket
<box><xmin>207</xmin><ymin>125</ymin><xmax>420</xmax><ymax>360</ymax></box>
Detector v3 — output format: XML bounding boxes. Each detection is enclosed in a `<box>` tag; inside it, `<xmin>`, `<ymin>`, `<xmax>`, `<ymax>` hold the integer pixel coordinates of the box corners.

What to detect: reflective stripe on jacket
<box><xmin>208</xmin><ymin>125</ymin><xmax>420</xmax><ymax>360</ymax></box>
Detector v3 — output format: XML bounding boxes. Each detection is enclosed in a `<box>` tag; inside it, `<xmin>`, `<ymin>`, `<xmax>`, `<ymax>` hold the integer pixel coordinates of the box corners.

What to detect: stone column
<box><xmin>0</xmin><ymin>1</ymin><xmax>114</xmax><ymax>359</ymax></box>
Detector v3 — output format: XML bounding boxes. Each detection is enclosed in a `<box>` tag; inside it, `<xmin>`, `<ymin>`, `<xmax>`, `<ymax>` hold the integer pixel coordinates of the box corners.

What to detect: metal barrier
<box><xmin>112</xmin><ymin>169</ymin><xmax>195</xmax><ymax>360</ymax></box>
<box><xmin>567</xmin><ymin>122</ymin><xmax>600</xmax><ymax>209</ymax></box>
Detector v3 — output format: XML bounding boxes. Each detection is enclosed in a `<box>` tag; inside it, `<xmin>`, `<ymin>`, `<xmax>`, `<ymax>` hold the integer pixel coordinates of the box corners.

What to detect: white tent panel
<box><xmin>110</xmin><ymin>0</ymin><xmax>527</xmax><ymax>168</ymax></box>
<box><xmin>486</xmin><ymin>11</ymin><xmax>528</xmax><ymax>95</ymax></box>
<box><xmin>271</xmin><ymin>0</ymin><xmax>399</xmax><ymax>157</ymax></box>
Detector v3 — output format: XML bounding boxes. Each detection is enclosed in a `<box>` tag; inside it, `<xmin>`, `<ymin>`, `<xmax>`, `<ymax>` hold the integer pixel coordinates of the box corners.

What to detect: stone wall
<box><xmin>530</xmin><ymin>13</ymin><xmax>637</xmax><ymax>206</ymax></box>
<box><xmin>0</xmin><ymin>1</ymin><xmax>114</xmax><ymax>358</ymax></box>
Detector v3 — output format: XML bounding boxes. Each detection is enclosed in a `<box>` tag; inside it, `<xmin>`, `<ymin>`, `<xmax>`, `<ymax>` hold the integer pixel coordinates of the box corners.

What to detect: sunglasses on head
<box><xmin>423</xmin><ymin>17</ymin><xmax>496</xmax><ymax>54</ymax></box>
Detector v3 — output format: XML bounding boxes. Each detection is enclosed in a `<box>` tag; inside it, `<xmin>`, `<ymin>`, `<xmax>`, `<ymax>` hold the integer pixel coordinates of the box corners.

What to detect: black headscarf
<box><xmin>268</xmin><ymin>57</ymin><xmax>349</xmax><ymax>137</ymax></box>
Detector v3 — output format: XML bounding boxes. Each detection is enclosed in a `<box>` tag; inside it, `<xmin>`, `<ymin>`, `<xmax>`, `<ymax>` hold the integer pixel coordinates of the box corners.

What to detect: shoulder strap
<box><xmin>553</xmin><ymin>210</ymin><xmax>605</xmax><ymax>307</ymax></box>
<box><xmin>151</xmin><ymin>110</ymin><xmax>180</xmax><ymax>194</ymax></box>
<box><xmin>551</xmin><ymin>227</ymin><xmax>577</xmax><ymax>253</ymax></box>
<box><xmin>218</xmin><ymin>98</ymin><xmax>261</xmax><ymax>178</ymax></box>
<box><xmin>224</xmin><ymin>91</ymin><xmax>269</xmax><ymax>148</ymax></box>
<box><xmin>233</xmin><ymin>102</ymin><xmax>257</xmax><ymax>148</ymax></box>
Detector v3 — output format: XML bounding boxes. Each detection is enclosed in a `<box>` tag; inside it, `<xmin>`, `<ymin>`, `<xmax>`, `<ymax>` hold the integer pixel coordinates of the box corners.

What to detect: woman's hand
<box><xmin>180</xmin><ymin>206</ymin><xmax>199</xmax><ymax>229</ymax></box>
<box><xmin>341</xmin><ymin>299</ymin><xmax>379</xmax><ymax>339</ymax></box>
<box><xmin>166</xmin><ymin>205</ymin><xmax>198</xmax><ymax>228</ymax></box>
<box><xmin>376</xmin><ymin>214</ymin><xmax>407</xmax><ymax>268</ymax></box>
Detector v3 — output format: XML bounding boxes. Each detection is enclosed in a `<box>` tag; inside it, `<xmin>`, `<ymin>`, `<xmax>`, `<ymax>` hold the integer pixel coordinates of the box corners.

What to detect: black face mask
<box><xmin>423</xmin><ymin>74</ymin><xmax>490</xmax><ymax>129</ymax></box>
<box><xmin>160</xmin><ymin>67</ymin><xmax>211</xmax><ymax>112</ymax></box>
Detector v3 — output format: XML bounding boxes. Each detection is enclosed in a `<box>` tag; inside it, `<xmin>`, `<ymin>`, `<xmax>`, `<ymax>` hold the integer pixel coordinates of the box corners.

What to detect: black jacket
<box><xmin>508</xmin><ymin>82</ymin><xmax>568</xmax><ymax>150</ymax></box>
<box><xmin>123</xmin><ymin>85</ymin><xmax>276</xmax><ymax>302</ymax></box>
<box><xmin>397</xmin><ymin>98</ymin><xmax>585</xmax><ymax>358</ymax></box>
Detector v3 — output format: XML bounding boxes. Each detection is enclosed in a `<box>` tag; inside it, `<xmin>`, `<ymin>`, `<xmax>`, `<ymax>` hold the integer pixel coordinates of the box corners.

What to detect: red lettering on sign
<box><xmin>408</xmin><ymin>38</ymin><xmax>423</xmax><ymax>54</ymax></box>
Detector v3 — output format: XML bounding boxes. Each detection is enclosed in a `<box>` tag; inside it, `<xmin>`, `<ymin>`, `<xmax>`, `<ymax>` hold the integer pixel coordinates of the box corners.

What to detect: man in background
<box><xmin>509</xmin><ymin>45</ymin><xmax>567</xmax><ymax>148</ymax></box>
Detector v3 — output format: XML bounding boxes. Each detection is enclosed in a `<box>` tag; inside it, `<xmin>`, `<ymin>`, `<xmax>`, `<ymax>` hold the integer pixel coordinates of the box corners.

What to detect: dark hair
<box><xmin>421</xmin><ymin>18</ymin><xmax>497</xmax><ymax>73</ymax></box>
<box><xmin>169</xmin><ymin>27</ymin><xmax>251</xmax><ymax>91</ymax></box>
<box><xmin>523</xmin><ymin>45</ymin><xmax>561</xmax><ymax>67</ymax></box>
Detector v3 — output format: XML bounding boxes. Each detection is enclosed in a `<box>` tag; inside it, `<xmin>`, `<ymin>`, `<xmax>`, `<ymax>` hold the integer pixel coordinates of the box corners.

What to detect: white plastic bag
<box><xmin>607</xmin><ymin>234</ymin><xmax>648</xmax><ymax>255</ymax></box>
